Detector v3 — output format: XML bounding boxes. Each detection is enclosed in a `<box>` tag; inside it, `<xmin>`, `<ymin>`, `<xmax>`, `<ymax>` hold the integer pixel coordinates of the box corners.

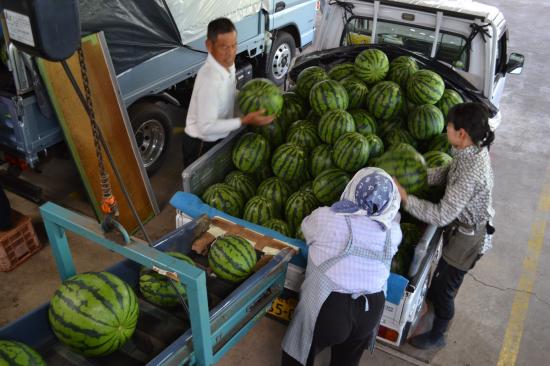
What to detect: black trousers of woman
<box><xmin>282</xmin><ymin>291</ymin><xmax>385</xmax><ymax>366</ymax></box>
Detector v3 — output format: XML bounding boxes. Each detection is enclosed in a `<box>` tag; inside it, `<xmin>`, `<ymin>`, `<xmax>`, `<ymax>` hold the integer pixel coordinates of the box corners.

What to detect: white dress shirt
<box><xmin>302</xmin><ymin>207</ymin><xmax>403</xmax><ymax>294</ymax></box>
<box><xmin>185</xmin><ymin>53</ymin><xmax>241</xmax><ymax>142</ymax></box>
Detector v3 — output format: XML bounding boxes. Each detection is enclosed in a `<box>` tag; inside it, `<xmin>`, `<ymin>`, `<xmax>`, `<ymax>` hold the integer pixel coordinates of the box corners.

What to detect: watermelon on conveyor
<box><xmin>208</xmin><ymin>235</ymin><xmax>257</xmax><ymax>283</ymax></box>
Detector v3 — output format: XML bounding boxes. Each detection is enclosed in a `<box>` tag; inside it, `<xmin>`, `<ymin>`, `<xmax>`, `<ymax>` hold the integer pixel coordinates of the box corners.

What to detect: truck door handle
<box><xmin>275</xmin><ymin>1</ymin><xmax>286</xmax><ymax>12</ymax></box>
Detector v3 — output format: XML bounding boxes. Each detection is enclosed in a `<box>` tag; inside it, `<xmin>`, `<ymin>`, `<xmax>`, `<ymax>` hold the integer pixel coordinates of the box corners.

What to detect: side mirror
<box><xmin>506</xmin><ymin>53</ymin><xmax>525</xmax><ymax>75</ymax></box>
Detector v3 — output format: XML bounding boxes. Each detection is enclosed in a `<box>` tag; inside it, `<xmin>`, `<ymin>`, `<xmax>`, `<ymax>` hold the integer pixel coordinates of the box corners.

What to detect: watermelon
<box><xmin>243</xmin><ymin>195</ymin><xmax>277</xmax><ymax>225</ymax></box>
<box><xmin>309</xmin><ymin>79</ymin><xmax>349</xmax><ymax>116</ymax></box>
<box><xmin>312</xmin><ymin>168</ymin><xmax>350</xmax><ymax>205</ymax></box>
<box><xmin>407</xmin><ymin>104</ymin><xmax>445</xmax><ymax>140</ymax></box>
<box><xmin>305</xmin><ymin>109</ymin><xmax>321</xmax><ymax>123</ymax></box>
<box><xmin>339</xmin><ymin>77</ymin><xmax>369</xmax><ymax>109</ymax></box>
<box><xmin>48</xmin><ymin>272</ymin><xmax>138</xmax><ymax>357</ymax></box>
<box><xmin>202</xmin><ymin>183</ymin><xmax>244</xmax><ymax>217</ymax></box>
<box><xmin>318</xmin><ymin>110</ymin><xmax>356</xmax><ymax>144</ymax></box>
<box><xmin>364</xmin><ymin>133</ymin><xmax>385</xmax><ymax>159</ymax></box>
<box><xmin>279</xmin><ymin>92</ymin><xmax>307</xmax><ymax>129</ymax></box>
<box><xmin>332</xmin><ymin>132</ymin><xmax>370</xmax><ymax>173</ymax></box>
<box><xmin>254</xmin><ymin>164</ymin><xmax>274</xmax><ymax>182</ymax></box>
<box><xmin>385</xmin><ymin>128</ymin><xmax>418</xmax><ymax>148</ymax></box>
<box><xmin>264</xmin><ymin>218</ymin><xmax>293</xmax><ymax>237</ymax></box>
<box><xmin>436</xmin><ymin>89</ymin><xmax>464</xmax><ymax>118</ymax></box>
<box><xmin>310</xmin><ymin>144</ymin><xmax>336</xmax><ymax>177</ymax></box>
<box><xmin>287</xmin><ymin>119</ymin><xmax>316</xmax><ymax>136</ymax></box>
<box><xmin>232</xmin><ymin>132</ymin><xmax>270</xmax><ymax>174</ymax></box>
<box><xmin>257</xmin><ymin>177</ymin><xmax>291</xmax><ymax>214</ymax></box>
<box><xmin>376</xmin><ymin>143</ymin><xmax>427</xmax><ymax>194</ymax></box>
<box><xmin>271</xmin><ymin>142</ymin><xmax>308</xmax><ymax>182</ymax></box>
<box><xmin>300</xmin><ymin>180</ymin><xmax>314</xmax><ymax>193</ymax></box>
<box><xmin>387</xmin><ymin>56</ymin><xmax>419</xmax><ymax>88</ymax></box>
<box><xmin>328</xmin><ymin>63</ymin><xmax>356</xmax><ymax>81</ymax></box>
<box><xmin>224</xmin><ymin>170</ymin><xmax>257</xmax><ymax>201</ymax></box>
<box><xmin>423</xmin><ymin>150</ymin><xmax>453</xmax><ymax>168</ymax></box>
<box><xmin>366</xmin><ymin>81</ymin><xmax>404</xmax><ymax>120</ymax></box>
<box><xmin>238</xmin><ymin>78</ymin><xmax>283</xmax><ymax>116</ymax></box>
<box><xmin>427</xmin><ymin>133</ymin><xmax>452</xmax><ymax>154</ymax></box>
<box><xmin>208</xmin><ymin>235</ymin><xmax>257</xmax><ymax>283</ymax></box>
<box><xmin>139</xmin><ymin>252</ymin><xmax>195</xmax><ymax>307</ymax></box>
<box><xmin>295</xmin><ymin>66</ymin><xmax>329</xmax><ymax>100</ymax></box>
<box><xmin>349</xmin><ymin>109</ymin><xmax>377</xmax><ymax>136</ymax></box>
<box><xmin>253</xmin><ymin>119</ymin><xmax>286</xmax><ymax>149</ymax></box>
<box><xmin>285</xmin><ymin>191</ymin><xmax>318</xmax><ymax>231</ymax></box>
<box><xmin>407</xmin><ymin>70</ymin><xmax>445</xmax><ymax>105</ymax></box>
<box><xmin>354</xmin><ymin>48</ymin><xmax>389</xmax><ymax>84</ymax></box>
<box><xmin>378</xmin><ymin>116</ymin><xmax>405</xmax><ymax>138</ymax></box>
<box><xmin>286</xmin><ymin>121</ymin><xmax>321</xmax><ymax>151</ymax></box>
<box><xmin>0</xmin><ymin>340</ymin><xmax>46</xmax><ymax>366</ymax></box>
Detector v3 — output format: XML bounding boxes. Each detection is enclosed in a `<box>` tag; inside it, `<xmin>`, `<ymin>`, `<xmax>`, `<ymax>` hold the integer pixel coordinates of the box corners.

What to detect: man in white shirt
<box><xmin>183</xmin><ymin>18</ymin><xmax>274</xmax><ymax>167</ymax></box>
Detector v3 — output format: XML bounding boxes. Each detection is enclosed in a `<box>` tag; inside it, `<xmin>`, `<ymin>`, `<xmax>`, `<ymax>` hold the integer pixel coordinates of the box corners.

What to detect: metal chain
<box><xmin>77</xmin><ymin>47</ymin><xmax>119</xmax><ymax>216</ymax></box>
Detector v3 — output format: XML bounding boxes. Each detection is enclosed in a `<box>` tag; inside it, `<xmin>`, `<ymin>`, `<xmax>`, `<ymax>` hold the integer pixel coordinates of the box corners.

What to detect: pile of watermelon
<box><xmin>203</xmin><ymin>48</ymin><xmax>461</xmax><ymax>270</ymax></box>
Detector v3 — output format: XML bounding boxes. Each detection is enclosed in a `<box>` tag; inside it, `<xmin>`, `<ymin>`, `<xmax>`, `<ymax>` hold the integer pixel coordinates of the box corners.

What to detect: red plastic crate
<box><xmin>0</xmin><ymin>210</ymin><xmax>42</xmax><ymax>272</ymax></box>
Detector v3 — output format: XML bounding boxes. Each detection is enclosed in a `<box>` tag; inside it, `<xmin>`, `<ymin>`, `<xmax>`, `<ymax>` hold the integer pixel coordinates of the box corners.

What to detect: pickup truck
<box><xmin>0</xmin><ymin>0</ymin><xmax>319</xmax><ymax>175</ymax></box>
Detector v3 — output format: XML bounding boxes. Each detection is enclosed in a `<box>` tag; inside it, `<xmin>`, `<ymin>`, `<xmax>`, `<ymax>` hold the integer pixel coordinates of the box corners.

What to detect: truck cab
<box><xmin>313</xmin><ymin>0</ymin><xmax>524</xmax><ymax>129</ymax></box>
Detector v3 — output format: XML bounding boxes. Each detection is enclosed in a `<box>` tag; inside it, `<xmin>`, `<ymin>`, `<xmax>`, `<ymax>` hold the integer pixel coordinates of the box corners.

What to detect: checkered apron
<box><xmin>282</xmin><ymin>216</ymin><xmax>393</xmax><ymax>365</ymax></box>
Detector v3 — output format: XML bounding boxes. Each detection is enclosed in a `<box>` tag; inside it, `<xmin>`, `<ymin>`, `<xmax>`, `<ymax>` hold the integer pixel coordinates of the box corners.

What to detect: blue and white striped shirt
<box><xmin>301</xmin><ymin>207</ymin><xmax>402</xmax><ymax>294</ymax></box>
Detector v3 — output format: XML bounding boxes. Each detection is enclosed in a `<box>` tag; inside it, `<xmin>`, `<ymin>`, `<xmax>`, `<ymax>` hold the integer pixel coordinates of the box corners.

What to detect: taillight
<box><xmin>378</xmin><ymin>325</ymin><xmax>399</xmax><ymax>342</ymax></box>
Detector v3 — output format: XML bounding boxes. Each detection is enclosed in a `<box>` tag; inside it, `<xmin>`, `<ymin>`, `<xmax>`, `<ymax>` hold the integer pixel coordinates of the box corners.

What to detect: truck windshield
<box><xmin>341</xmin><ymin>17</ymin><xmax>469</xmax><ymax>70</ymax></box>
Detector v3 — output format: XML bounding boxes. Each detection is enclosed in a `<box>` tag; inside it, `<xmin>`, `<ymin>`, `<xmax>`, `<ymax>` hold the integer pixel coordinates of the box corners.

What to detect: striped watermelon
<box><xmin>254</xmin><ymin>164</ymin><xmax>274</xmax><ymax>182</ymax></box>
<box><xmin>288</xmin><ymin>120</ymin><xmax>316</xmax><ymax>136</ymax></box>
<box><xmin>271</xmin><ymin>142</ymin><xmax>308</xmax><ymax>182</ymax></box>
<box><xmin>313</xmin><ymin>168</ymin><xmax>350</xmax><ymax>205</ymax></box>
<box><xmin>427</xmin><ymin>133</ymin><xmax>452</xmax><ymax>154</ymax></box>
<box><xmin>243</xmin><ymin>195</ymin><xmax>277</xmax><ymax>224</ymax></box>
<box><xmin>279</xmin><ymin>92</ymin><xmax>307</xmax><ymax>129</ymax></box>
<box><xmin>310</xmin><ymin>144</ymin><xmax>336</xmax><ymax>177</ymax></box>
<box><xmin>257</xmin><ymin>177</ymin><xmax>291</xmax><ymax>214</ymax></box>
<box><xmin>339</xmin><ymin>77</ymin><xmax>369</xmax><ymax>109</ymax></box>
<box><xmin>0</xmin><ymin>340</ymin><xmax>46</xmax><ymax>366</ymax></box>
<box><xmin>232</xmin><ymin>132</ymin><xmax>270</xmax><ymax>173</ymax></box>
<box><xmin>309</xmin><ymin>79</ymin><xmax>349</xmax><ymax>116</ymax></box>
<box><xmin>253</xmin><ymin>119</ymin><xmax>286</xmax><ymax>149</ymax></box>
<box><xmin>333</xmin><ymin>132</ymin><xmax>370</xmax><ymax>172</ymax></box>
<box><xmin>224</xmin><ymin>170</ymin><xmax>257</xmax><ymax>201</ymax></box>
<box><xmin>286</xmin><ymin>121</ymin><xmax>321</xmax><ymax>151</ymax></box>
<box><xmin>305</xmin><ymin>109</ymin><xmax>321</xmax><ymax>123</ymax></box>
<box><xmin>318</xmin><ymin>110</ymin><xmax>356</xmax><ymax>144</ymax></box>
<box><xmin>139</xmin><ymin>252</ymin><xmax>195</xmax><ymax>307</ymax></box>
<box><xmin>238</xmin><ymin>78</ymin><xmax>283</xmax><ymax>116</ymax></box>
<box><xmin>436</xmin><ymin>89</ymin><xmax>464</xmax><ymax>118</ymax></box>
<box><xmin>364</xmin><ymin>133</ymin><xmax>385</xmax><ymax>159</ymax></box>
<box><xmin>377</xmin><ymin>116</ymin><xmax>405</xmax><ymax>138</ymax></box>
<box><xmin>300</xmin><ymin>180</ymin><xmax>314</xmax><ymax>194</ymax></box>
<box><xmin>208</xmin><ymin>235</ymin><xmax>257</xmax><ymax>283</ymax></box>
<box><xmin>349</xmin><ymin>109</ymin><xmax>377</xmax><ymax>136</ymax></box>
<box><xmin>366</xmin><ymin>81</ymin><xmax>404</xmax><ymax>120</ymax></box>
<box><xmin>377</xmin><ymin>143</ymin><xmax>427</xmax><ymax>194</ymax></box>
<box><xmin>285</xmin><ymin>190</ymin><xmax>318</xmax><ymax>231</ymax></box>
<box><xmin>354</xmin><ymin>48</ymin><xmax>389</xmax><ymax>84</ymax></box>
<box><xmin>295</xmin><ymin>66</ymin><xmax>329</xmax><ymax>100</ymax></box>
<box><xmin>407</xmin><ymin>70</ymin><xmax>445</xmax><ymax>105</ymax></box>
<box><xmin>328</xmin><ymin>63</ymin><xmax>356</xmax><ymax>81</ymax></box>
<box><xmin>423</xmin><ymin>150</ymin><xmax>453</xmax><ymax>168</ymax></box>
<box><xmin>387</xmin><ymin>56</ymin><xmax>419</xmax><ymax>89</ymax></box>
<box><xmin>48</xmin><ymin>272</ymin><xmax>138</xmax><ymax>357</ymax></box>
<box><xmin>264</xmin><ymin>218</ymin><xmax>293</xmax><ymax>237</ymax></box>
<box><xmin>407</xmin><ymin>104</ymin><xmax>445</xmax><ymax>140</ymax></box>
<box><xmin>385</xmin><ymin>128</ymin><xmax>418</xmax><ymax>148</ymax></box>
<box><xmin>202</xmin><ymin>183</ymin><xmax>244</xmax><ymax>217</ymax></box>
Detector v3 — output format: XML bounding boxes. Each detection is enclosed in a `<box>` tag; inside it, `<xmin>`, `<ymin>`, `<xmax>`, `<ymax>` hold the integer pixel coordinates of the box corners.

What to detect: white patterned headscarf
<box><xmin>330</xmin><ymin>167</ymin><xmax>401</xmax><ymax>230</ymax></box>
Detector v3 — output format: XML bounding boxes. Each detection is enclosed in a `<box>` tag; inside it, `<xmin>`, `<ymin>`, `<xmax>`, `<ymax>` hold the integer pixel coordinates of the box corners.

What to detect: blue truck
<box><xmin>0</xmin><ymin>0</ymin><xmax>318</xmax><ymax>175</ymax></box>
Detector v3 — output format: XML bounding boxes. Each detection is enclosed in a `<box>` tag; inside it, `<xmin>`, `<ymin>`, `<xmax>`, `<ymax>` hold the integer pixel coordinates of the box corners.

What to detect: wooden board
<box><xmin>36</xmin><ymin>33</ymin><xmax>158</xmax><ymax>232</ymax></box>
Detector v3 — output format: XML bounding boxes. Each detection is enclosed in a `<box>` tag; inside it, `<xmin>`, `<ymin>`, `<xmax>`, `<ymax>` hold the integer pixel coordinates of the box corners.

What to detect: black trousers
<box><xmin>427</xmin><ymin>255</ymin><xmax>481</xmax><ymax>321</ymax></box>
<box><xmin>0</xmin><ymin>184</ymin><xmax>11</xmax><ymax>230</ymax></box>
<box><xmin>181</xmin><ymin>133</ymin><xmax>218</xmax><ymax>168</ymax></box>
<box><xmin>282</xmin><ymin>291</ymin><xmax>385</xmax><ymax>366</ymax></box>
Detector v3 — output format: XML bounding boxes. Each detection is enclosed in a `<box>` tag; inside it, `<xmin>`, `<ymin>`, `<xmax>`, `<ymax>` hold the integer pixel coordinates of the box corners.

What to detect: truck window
<box><xmin>494</xmin><ymin>31</ymin><xmax>508</xmax><ymax>78</ymax></box>
<box><xmin>341</xmin><ymin>17</ymin><xmax>469</xmax><ymax>70</ymax></box>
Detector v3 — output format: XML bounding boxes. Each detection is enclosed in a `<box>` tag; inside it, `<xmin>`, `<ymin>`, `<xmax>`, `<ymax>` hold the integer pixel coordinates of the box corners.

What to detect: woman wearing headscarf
<box><xmin>281</xmin><ymin>167</ymin><xmax>403</xmax><ymax>366</ymax></box>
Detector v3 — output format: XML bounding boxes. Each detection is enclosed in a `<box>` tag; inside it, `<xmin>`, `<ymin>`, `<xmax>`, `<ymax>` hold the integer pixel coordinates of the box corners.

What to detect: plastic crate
<box><xmin>0</xmin><ymin>210</ymin><xmax>42</xmax><ymax>272</ymax></box>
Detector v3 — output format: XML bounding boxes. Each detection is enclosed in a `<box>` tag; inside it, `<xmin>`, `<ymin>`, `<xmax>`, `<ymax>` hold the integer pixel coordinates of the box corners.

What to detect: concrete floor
<box><xmin>1</xmin><ymin>0</ymin><xmax>549</xmax><ymax>364</ymax></box>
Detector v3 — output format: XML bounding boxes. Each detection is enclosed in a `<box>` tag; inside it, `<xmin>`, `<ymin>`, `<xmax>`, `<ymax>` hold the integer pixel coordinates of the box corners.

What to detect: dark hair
<box><xmin>447</xmin><ymin>102</ymin><xmax>495</xmax><ymax>147</ymax></box>
<box><xmin>207</xmin><ymin>18</ymin><xmax>236</xmax><ymax>42</ymax></box>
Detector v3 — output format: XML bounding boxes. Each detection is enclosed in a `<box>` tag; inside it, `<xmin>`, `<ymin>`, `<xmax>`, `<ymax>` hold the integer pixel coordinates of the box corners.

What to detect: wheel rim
<box><xmin>271</xmin><ymin>43</ymin><xmax>292</xmax><ymax>80</ymax></box>
<box><xmin>135</xmin><ymin>119</ymin><xmax>165</xmax><ymax>168</ymax></box>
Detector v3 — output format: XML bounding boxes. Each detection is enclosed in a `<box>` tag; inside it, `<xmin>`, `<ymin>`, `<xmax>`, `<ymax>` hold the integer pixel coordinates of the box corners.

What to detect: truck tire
<box><xmin>128</xmin><ymin>101</ymin><xmax>172</xmax><ymax>176</ymax></box>
<box><xmin>265</xmin><ymin>31</ymin><xmax>296</xmax><ymax>85</ymax></box>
